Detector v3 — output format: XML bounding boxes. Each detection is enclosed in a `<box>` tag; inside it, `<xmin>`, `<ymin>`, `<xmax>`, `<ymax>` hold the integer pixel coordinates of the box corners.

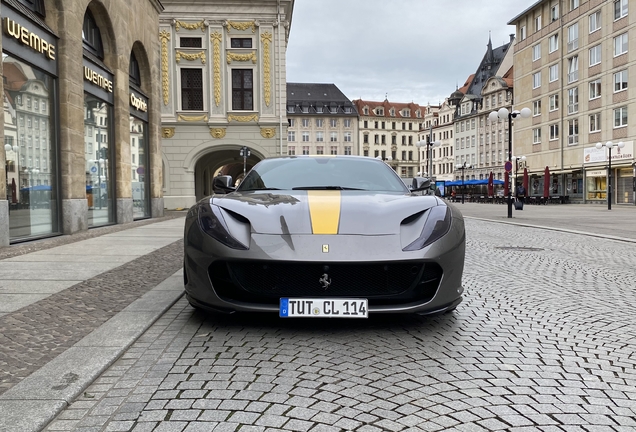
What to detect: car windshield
<box><xmin>237</xmin><ymin>157</ymin><xmax>409</xmax><ymax>193</ymax></box>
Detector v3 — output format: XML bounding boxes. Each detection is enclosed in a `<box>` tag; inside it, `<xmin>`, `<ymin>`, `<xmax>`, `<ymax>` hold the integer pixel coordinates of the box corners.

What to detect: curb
<box><xmin>0</xmin><ymin>270</ymin><xmax>185</xmax><ymax>432</ymax></box>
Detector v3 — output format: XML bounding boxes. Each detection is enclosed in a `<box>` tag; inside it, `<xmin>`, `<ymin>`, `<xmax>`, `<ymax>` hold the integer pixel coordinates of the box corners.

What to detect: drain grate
<box><xmin>495</xmin><ymin>246</ymin><xmax>544</xmax><ymax>252</ymax></box>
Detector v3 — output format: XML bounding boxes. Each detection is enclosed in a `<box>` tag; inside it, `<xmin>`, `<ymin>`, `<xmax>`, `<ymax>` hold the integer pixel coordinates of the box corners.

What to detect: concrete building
<box><xmin>353</xmin><ymin>98</ymin><xmax>426</xmax><ymax>178</ymax></box>
<box><xmin>159</xmin><ymin>0</ymin><xmax>294</xmax><ymax>209</ymax></box>
<box><xmin>285</xmin><ymin>83</ymin><xmax>358</xmax><ymax>157</ymax></box>
<box><xmin>509</xmin><ymin>0</ymin><xmax>635</xmax><ymax>205</ymax></box>
<box><xmin>1</xmin><ymin>0</ymin><xmax>164</xmax><ymax>246</ymax></box>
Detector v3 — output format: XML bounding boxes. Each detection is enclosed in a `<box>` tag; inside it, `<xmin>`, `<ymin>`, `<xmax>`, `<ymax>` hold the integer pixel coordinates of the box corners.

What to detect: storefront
<box><xmin>2</xmin><ymin>1</ymin><xmax>59</xmax><ymax>242</ymax></box>
<box><xmin>584</xmin><ymin>142</ymin><xmax>634</xmax><ymax>205</ymax></box>
<box><xmin>129</xmin><ymin>52</ymin><xmax>150</xmax><ymax>219</ymax></box>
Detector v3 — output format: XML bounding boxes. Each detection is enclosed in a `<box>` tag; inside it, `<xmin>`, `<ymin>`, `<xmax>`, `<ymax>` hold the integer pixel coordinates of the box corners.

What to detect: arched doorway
<box><xmin>193</xmin><ymin>147</ymin><xmax>261</xmax><ymax>200</ymax></box>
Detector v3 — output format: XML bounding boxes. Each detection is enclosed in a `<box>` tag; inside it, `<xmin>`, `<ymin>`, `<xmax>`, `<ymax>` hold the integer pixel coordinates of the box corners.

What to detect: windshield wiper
<box><xmin>292</xmin><ymin>186</ymin><xmax>364</xmax><ymax>190</ymax></box>
<box><xmin>240</xmin><ymin>187</ymin><xmax>282</xmax><ymax>191</ymax></box>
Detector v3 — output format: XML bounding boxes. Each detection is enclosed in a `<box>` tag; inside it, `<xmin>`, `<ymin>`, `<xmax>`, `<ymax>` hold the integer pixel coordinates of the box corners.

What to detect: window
<box><xmin>533</xmin><ymin>128</ymin><xmax>542</xmax><ymax>144</ymax></box>
<box><xmin>589</xmin><ymin>79</ymin><xmax>602</xmax><ymax>100</ymax></box>
<box><xmin>391</xmin><ymin>135</ymin><xmax>396</xmax><ymax>145</ymax></box>
<box><xmin>614</xmin><ymin>33</ymin><xmax>628</xmax><ymax>56</ymax></box>
<box><xmin>567</xmin><ymin>23</ymin><xmax>578</xmax><ymax>52</ymax></box>
<box><xmin>533</xmin><ymin>44</ymin><xmax>541</xmax><ymax>61</ymax></box>
<box><xmin>363</xmin><ymin>120</ymin><xmax>368</xmax><ymax>128</ymax></box>
<box><xmin>549</xmin><ymin>124</ymin><xmax>559</xmax><ymax>140</ymax></box>
<box><xmin>302</xmin><ymin>146</ymin><xmax>309</xmax><ymax>155</ymax></box>
<box><xmin>288</xmin><ymin>131</ymin><xmax>295</xmax><ymax>142</ymax></box>
<box><xmin>550</xmin><ymin>4</ymin><xmax>559</xmax><ymax>21</ymax></box>
<box><xmin>330</xmin><ymin>132</ymin><xmax>337</xmax><ymax>142</ymax></box>
<box><xmin>614</xmin><ymin>70</ymin><xmax>628</xmax><ymax>92</ymax></box>
<box><xmin>302</xmin><ymin>119</ymin><xmax>309</xmax><ymax>127</ymax></box>
<box><xmin>570</xmin><ymin>0</ymin><xmax>579</xmax><ymax>11</ymax></box>
<box><xmin>316</xmin><ymin>132</ymin><xmax>324</xmax><ymax>142</ymax></box>
<box><xmin>363</xmin><ymin>134</ymin><xmax>368</xmax><ymax>144</ymax></box>
<box><xmin>568</xmin><ymin>119</ymin><xmax>579</xmax><ymax>145</ymax></box>
<box><xmin>344</xmin><ymin>132</ymin><xmax>351</xmax><ymax>142</ymax></box>
<box><xmin>520</xmin><ymin>25</ymin><xmax>526</xmax><ymax>40</ymax></box>
<box><xmin>231</xmin><ymin>38</ymin><xmax>252</xmax><ymax>48</ymax></box>
<box><xmin>180</xmin><ymin>37</ymin><xmax>202</xmax><ymax>48</ymax></box>
<box><xmin>382</xmin><ymin>121</ymin><xmax>386</xmax><ymax>129</ymax></box>
<box><xmin>589</xmin><ymin>10</ymin><xmax>601</xmax><ymax>33</ymax></box>
<box><xmin>549</xmin><ymin>64</ymin><xmax>559</xmax><ymax>82</ymax></box>
<box><xmin>344</xmin><ymin>146</ymin><xmax>352</xmax><ymax>155</ymax></box>
<box><xmin>614</xmin><ymin>0</ymin><xmax>628</xmax><ymax>20</ymax></box>
<box><xmin>287</xmin><ymin>105</ymin><xmax>295</xmax><ymax>114</ymax></box>
<box><xmin>589</xmin><ymin>45</ymin><xmax>601</xmax><ymax>66</ymax></box>
<box><xmin>374</xmin><ymin>134</ymin><xmax>379</xmax><ymax>144</ymax></box>
<box><xmin>316</xmin><ymin>106</ymin><xmax>323</xmax><ymax>113</ymax></box>
<box><xmin>535</xmin><ymin>15</ymin><xmax>542</xmax><ymax>32</ymax></box>
<box><xmin>180</xmin><ymin>69</ymin><xmax>203</xmax><ymax>110</ymax></box>
<box><xmin>589</xmin><ymin>113</ymin><xmax>601</xmax><ymax>132</ymax></box>
<box><xmin>568</xmin><ymin>87</ymin><xmax>579</xmax><ymax>114</ymax></box>
<box><xmin>83</xmin><ymin>10</ymin><xmax>104</xmax><ymax>58</ymax></box>
<box><xmin>316</xmin><ymin>119</ymin><xmax>323</xmax><ymax>127</ymax></box>
<box><xmin>533</xmin><ymin>100</ymin><xmax>542</xmax><ymax>116</ymax></box>
<box><xmin>381</xmin><ymin>135</ymin><xmax>386</xmax><ymax>144</ymax></box>
<box><xmin>533</xmin><ymin>72</ymin><xmax>542</xmax><ymax>89</ymax></box>
<box><xmin>302</xmin><ymin>132</ymin><xmax>309</xmax><ymax>142</ymax></box>
<box><xmin>330</xmin><ymin>118</ymin><xmax>337</xmax><ymax>127</ymax></box>
<box><xmin>567</xmin><ymin>56</ymin><xmax>578</xmax><ymax>83</ymax></box>
<box><xmin>231</xmin><ymin>69</ymin><xmax>253</xmax><ymax>110</ymax></box>
<box><xmin>330</xmin><ymin>146</ymin><xmax>337</xmax><ymax>155</ymax></box>
<box><xmin>374</xmin><ymin>121</ymin><xmax>379</xmax><ymax>129</ymax></box>
<box><xmin>344</xmin><ymin>119</ymin><xmax>351</xmax><ymax>128</ymax></box>
<box><xmin>288</xmin><ymin>146</ymin><xmax>295</xmax><ymax>155</ymax></box>
<box><xmin>376</xmin><ymin>108</ymin><xmax>384</xmax><ymax>116</ymax></box>
<box><xmin>316</xmin><ymin>146</ymin><xmax>324</xmax><ymax>155</ymax></box>
<box><xmin>614</xmin><ymin>106</ymin><xmax>628</xmax><ymax>127</ymax></box>
<box><xmin>549</xmin><ymin>34</ymin><xmax>559</xmax><ymax>53</ymax></box>
<box><xmin>288</xmin><ymin>119</ymin><xmax>295</xmax><ymax>127</ymax></box>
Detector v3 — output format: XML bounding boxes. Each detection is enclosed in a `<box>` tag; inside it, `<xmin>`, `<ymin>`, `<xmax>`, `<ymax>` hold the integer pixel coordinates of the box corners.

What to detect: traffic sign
<box><xmin>504</xmin><ymin>161</ymin><xmax>513</xmax><ymax>172</ymax></box>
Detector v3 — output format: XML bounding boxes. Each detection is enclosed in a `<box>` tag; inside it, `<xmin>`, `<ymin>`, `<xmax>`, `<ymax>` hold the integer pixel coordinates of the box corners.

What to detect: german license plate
<box><xmin>280</xmin><ymin>298</ymin><xmax>368</xmax><ymax>318</ymax></box>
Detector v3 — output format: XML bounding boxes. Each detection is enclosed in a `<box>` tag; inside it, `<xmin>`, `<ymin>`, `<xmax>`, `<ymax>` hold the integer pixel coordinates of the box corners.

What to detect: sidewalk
<box><xmin>452</xmin><ymin>201</ymin><xmax>636</xmax><ymax>242</ymax></box>
<box><xmin>0</xmin><ymin>203</ymin><xmax>635</xmax><ymax>431</ymax></box>
<box><xmin>0</xmin><ymin>214</ymin><xmax>187</xmax><ymax>432</ymax></box>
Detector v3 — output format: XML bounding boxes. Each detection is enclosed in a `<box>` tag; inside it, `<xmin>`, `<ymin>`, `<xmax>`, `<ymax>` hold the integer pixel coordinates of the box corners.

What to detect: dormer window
<box><xmin>415</xmin><ymin>110</ymin><xmax>421</xmax><ymax>118</ymax></box>
<box><xmin>390</xmin><ymin>108</ymin><xmax>395</xmax><ymax>116</ymax></box>
<box><xmin>316</xmin><ymin>106</ymin><xmax>323</xmax><ymax>113</ymax></box>
<box><xmin>344</xmin><ymin>107</ymin><xmax>351</xmax><ymax>114</ymax></box>
<box><xmin>287</xmin><ymin>105</ymin><xmax>295</xmax><ymax>113</ymax></box>
<box><xmin>329</xmin><ymin>106</ymin><xmax>337</xmax><ymax>114</ymax></box>
<box><xmin>376</xmin><ymin>108</ymin><xmax>384</xmax><ymax>116</ymax></box>
<box><xmin>403</xmin><ymin>109</ymin><xmax>410</xmax><ymax>117</ymax></box>
<box><xmin>363</xmin><ymin>106</ymin><xmax>369</xmax><ymax>115</ymax></box>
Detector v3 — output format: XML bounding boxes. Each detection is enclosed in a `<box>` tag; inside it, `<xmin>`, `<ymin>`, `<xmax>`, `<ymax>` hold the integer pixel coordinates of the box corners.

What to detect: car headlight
<box><xmin>403</xmin><ymin>206</ymin><xmax>451</xmax><ymax>251</ymax></box>
<box><xmin>198</xmin><ymin>202</ymin><xmax>248</xmax><ymax>250</ymax></box>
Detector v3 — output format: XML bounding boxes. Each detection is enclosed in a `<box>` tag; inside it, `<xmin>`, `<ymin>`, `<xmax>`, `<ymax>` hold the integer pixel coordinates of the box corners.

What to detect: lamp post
<box><xmin>596</xmin><ymin>141</ymin><xmax>624</xmax><ymax>210</ymax></box>
<box><xmin>455</xmin><ymin>162</ymin><xmax>472</xmax><ymax>204</ymax></box>
<box><xmin>488</xmin><ymin>106</ymin><xmax>531</xmax><ymax>218</ymax></box>
<box><xmin>416</xmin><ymin>125</ymin><xmax>441</xmax><ymax>179</ymax></box>
<box><xmin>239</xmin><ymin>146</ymin><xmax>250</xmax><ymax>178</ymax></box>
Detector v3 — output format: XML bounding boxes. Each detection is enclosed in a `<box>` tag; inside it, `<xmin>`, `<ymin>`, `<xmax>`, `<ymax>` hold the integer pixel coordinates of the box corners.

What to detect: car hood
<box><xmin>210</xmin><ymin>190</ymin><xmax>442</xmax><ymax>235</ymax></box>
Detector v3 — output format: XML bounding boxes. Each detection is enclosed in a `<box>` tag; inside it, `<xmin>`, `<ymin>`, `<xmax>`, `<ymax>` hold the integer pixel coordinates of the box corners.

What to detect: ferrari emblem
<box><xmin>319</xmin><ymin>273</ymin><xmax>331</xmax><ymax>290</ymax></box>
<box><xmin>322</xmin><ymin>244</ymin><xmax>329</xmax><ymax>253</ymax></box>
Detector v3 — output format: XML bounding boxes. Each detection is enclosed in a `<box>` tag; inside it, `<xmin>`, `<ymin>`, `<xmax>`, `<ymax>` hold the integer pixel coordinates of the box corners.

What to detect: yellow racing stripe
<box><xmin>307</xmin><ymin>190</ymin><xmax>341</xmax><ymax>234</ymax></box>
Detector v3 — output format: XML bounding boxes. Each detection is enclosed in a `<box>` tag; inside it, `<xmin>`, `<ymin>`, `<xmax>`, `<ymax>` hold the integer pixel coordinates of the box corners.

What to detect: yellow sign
<box><xmin>84</xmin><ymin>66</ymin><xmax>113</xmax><ymax>93</ymax></box>
<box><xmin>130</xmin><ymin>93</ymin><xmax>147</xmax><ymax>112</ymax></box>
<box><xmin>3</xmin><ymin>17</ymin><xmax>56</xmax><ymax>60</ymax></box>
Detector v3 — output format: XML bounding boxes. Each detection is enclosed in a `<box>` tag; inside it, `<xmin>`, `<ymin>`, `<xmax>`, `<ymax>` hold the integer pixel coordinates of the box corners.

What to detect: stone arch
<box><xmin>183</xmin><ymin>139</ymin><xmax>268</xmax><ymax>174</ymax></box>
<box><xmin>130</xmin><ymin>41</ymin><xmax>152</xmax><ymax>95</ymax></box>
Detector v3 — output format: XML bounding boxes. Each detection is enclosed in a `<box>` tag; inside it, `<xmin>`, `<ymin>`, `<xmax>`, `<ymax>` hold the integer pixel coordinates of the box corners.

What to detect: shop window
<box><xmin>181</xmin><ymin>69</ymin><xmax>203</xmax><ymax>111</ymax></box>
<box><xmin>83</xmin><ymin>10</ymin><xmax>104</xmax><ymax>59</ymax></box>
<box><xmin>231</xmin><ymin>69</ymin><xmax>253</xmax><ymax>110</ymax></box>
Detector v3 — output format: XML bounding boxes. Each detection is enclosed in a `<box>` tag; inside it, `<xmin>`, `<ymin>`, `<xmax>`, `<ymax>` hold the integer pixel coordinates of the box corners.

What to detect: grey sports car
<box><xmin>184</xmin><ymin>155</ymin><xmax>465</xmax><ymax>318</ymax></box>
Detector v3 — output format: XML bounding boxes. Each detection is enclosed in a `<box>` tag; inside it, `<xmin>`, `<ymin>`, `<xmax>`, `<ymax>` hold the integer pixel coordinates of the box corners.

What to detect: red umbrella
<box><xmin>523</xmin><ymin>168</ymin><xmax>529</xmax><ymax>196</ymax></box>
<box><xmin>487</xmin><ymin>171</ymin><xmax>494</xmax><ymax>197</ymax></box>
<box><xmin>11</xmin><ymin>178</ymin><xmax>17</xmax><ymax>204</ymax></box>
<box><xmin>504</xmin><ymin>171</ymin><xmax>509</xmax><ymax>197</ymax></box>
<box><xmin>543</xmin><ymin>166</ymin><xmax>550</xmax><ymax>198</ymax></box>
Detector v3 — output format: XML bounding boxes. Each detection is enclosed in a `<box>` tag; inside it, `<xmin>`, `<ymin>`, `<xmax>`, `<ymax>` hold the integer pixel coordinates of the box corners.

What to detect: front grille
<box><xmin>210</xmin><ymin>260</ymin><xmax>442</xmax><ymax>306</ymax></box>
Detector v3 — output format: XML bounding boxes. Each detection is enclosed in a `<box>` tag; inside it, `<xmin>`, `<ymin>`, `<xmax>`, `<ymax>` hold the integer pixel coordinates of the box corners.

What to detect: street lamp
<box><xmin>416</xmin><ymin>125</ymin><xmax>441</xmax><ymax>179</ymax></box>
<box><xmin>488</xmin><ymin>106</ymin><xmax>531</xmax><ymax>218</ymax></box>
<box><xmin>596</xmin><ymin>141</ymin><xmax>624</xmax><ymax>210</ymax></box>
<box><xmin>239</xmin><ymin>146</ymin><xmax>250</xmax><ymax>178</ymax></box>
<box><xmin>455</xmin><ymin>162</ymin><xmax>472</xmax><ymax>204</ymax></box>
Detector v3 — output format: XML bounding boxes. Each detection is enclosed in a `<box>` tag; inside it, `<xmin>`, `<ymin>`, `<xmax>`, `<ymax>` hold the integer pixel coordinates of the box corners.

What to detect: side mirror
<box><xmin>213</xmin><ymin>175</ymin><xmax>235</xmax><ymax>194</ymax></box>
<box><xmin>411</xmin><ymin>177</ymin><xmax>431</xmax><ymax>192</ymax></box>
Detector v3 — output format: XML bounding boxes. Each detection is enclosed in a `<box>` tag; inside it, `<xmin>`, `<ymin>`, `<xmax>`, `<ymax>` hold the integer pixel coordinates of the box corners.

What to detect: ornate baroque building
<box><xmin>159</xmin><ymin>1</ymin><xmax>294</xmax><ymax>209</ymax></box>
<box><xmin>1</xmin><ymin>0</ymin><xmax>163</xmax><ymax>246</ymax></box>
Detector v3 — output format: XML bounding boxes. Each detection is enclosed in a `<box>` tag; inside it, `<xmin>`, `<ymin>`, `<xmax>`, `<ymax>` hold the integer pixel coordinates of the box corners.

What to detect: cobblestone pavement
<box><xmin>44</xmin><ymin>219</ymin><xmax>636</xmax><ymax>432</ymax></box>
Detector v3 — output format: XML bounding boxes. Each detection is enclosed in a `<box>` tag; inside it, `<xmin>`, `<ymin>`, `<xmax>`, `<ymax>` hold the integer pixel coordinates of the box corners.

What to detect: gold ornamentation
<box><xmin>178</xmin><ymin>114</ymin><xmax>209</xmax><ymax>122</ymax></box>
<box><xmin>209</xmin><ymin>128</ymin><xmax>227</xmax><ymax>138</ymax></box>
<box><xmin>159</xmin><ymin>30</ymin><xmax>171</xmax><ymax>106</ymax></box>
<box><xmin>175</xmin><ymin>20</ymin><xmax>206</xmax><ymax>32</ymax></box>
<box><xmin>261</xmin><ymin>32</ymin><xmax>272</xmax><ymax>106</ymax></box>
<box><xmin>226</xmin><ymin>51</ymin><xmax>257</xmax><ymax>64</ymax></box>
<box><xmin>226</xmin><ymin>20</ymin><xmax>257</xmax><ymax>33</ymax></box>
<box><xmin>162</xmin><ymin>127</ymin><xmax>175</xmax><ymax>138</ymax></box>
<box><xmin>228</xmin><ymin>114</ymin><xmax>258</xmax><ymax>122</ymax></box>
<box><xmin>176</xmin><ymin>50</ymin><xmax>206</xmax><ymax>64</ymax></box>
<box><xmin>211</xmin><ymin>32</ymin><xmax>222</xmax><ymax>106</ymax></box>
<box><xmin>260</xmin><ymin>127</ymin><xmax>276</xmax><ymax>139</ymax></box>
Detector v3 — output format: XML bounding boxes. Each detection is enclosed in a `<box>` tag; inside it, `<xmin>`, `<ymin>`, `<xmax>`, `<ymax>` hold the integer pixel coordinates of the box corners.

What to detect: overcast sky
<box><xmin>287</xmin><ymin>0</ymin><xmax>538</xmax><ymax>106</ymax></box>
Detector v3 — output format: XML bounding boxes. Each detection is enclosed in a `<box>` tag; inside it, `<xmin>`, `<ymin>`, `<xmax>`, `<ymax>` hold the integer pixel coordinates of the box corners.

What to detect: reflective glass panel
<box><xmin>130</xmin><ymin>117</ymin><xmax>149</xmax><ymax>219</ymax></box>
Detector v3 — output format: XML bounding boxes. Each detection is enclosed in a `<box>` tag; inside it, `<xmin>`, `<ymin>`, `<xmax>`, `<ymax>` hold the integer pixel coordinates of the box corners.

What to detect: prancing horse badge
<box><xmin>322</xmin><ymin>244</ymin><xmax>329</xmax><ymax>253</ymax></box>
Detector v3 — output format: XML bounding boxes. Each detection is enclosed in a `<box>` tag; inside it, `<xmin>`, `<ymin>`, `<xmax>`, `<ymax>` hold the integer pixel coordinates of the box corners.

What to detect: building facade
<box><xmin>509</xmin><ymin>0</ymin><xmax>635</xmax><ymax>204</ymax></box>
<box><xmin>286</xmin><ymin>83</ymin><xmax>358</xmax><ymax>157</ymax></box>
<box><xmin>354</xmin><ymin>98</ymin><xmax>426</xmax><ymax>178</ymax></box>
<box><xmin>1</xmin><ymin>0</ymin><xmax>164</xmax><ymax>247</ymax></box>
<box><xmin>159</xmin><ymin>1</ymin><xmax>294</xmax><ymax>210</ymax></box>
